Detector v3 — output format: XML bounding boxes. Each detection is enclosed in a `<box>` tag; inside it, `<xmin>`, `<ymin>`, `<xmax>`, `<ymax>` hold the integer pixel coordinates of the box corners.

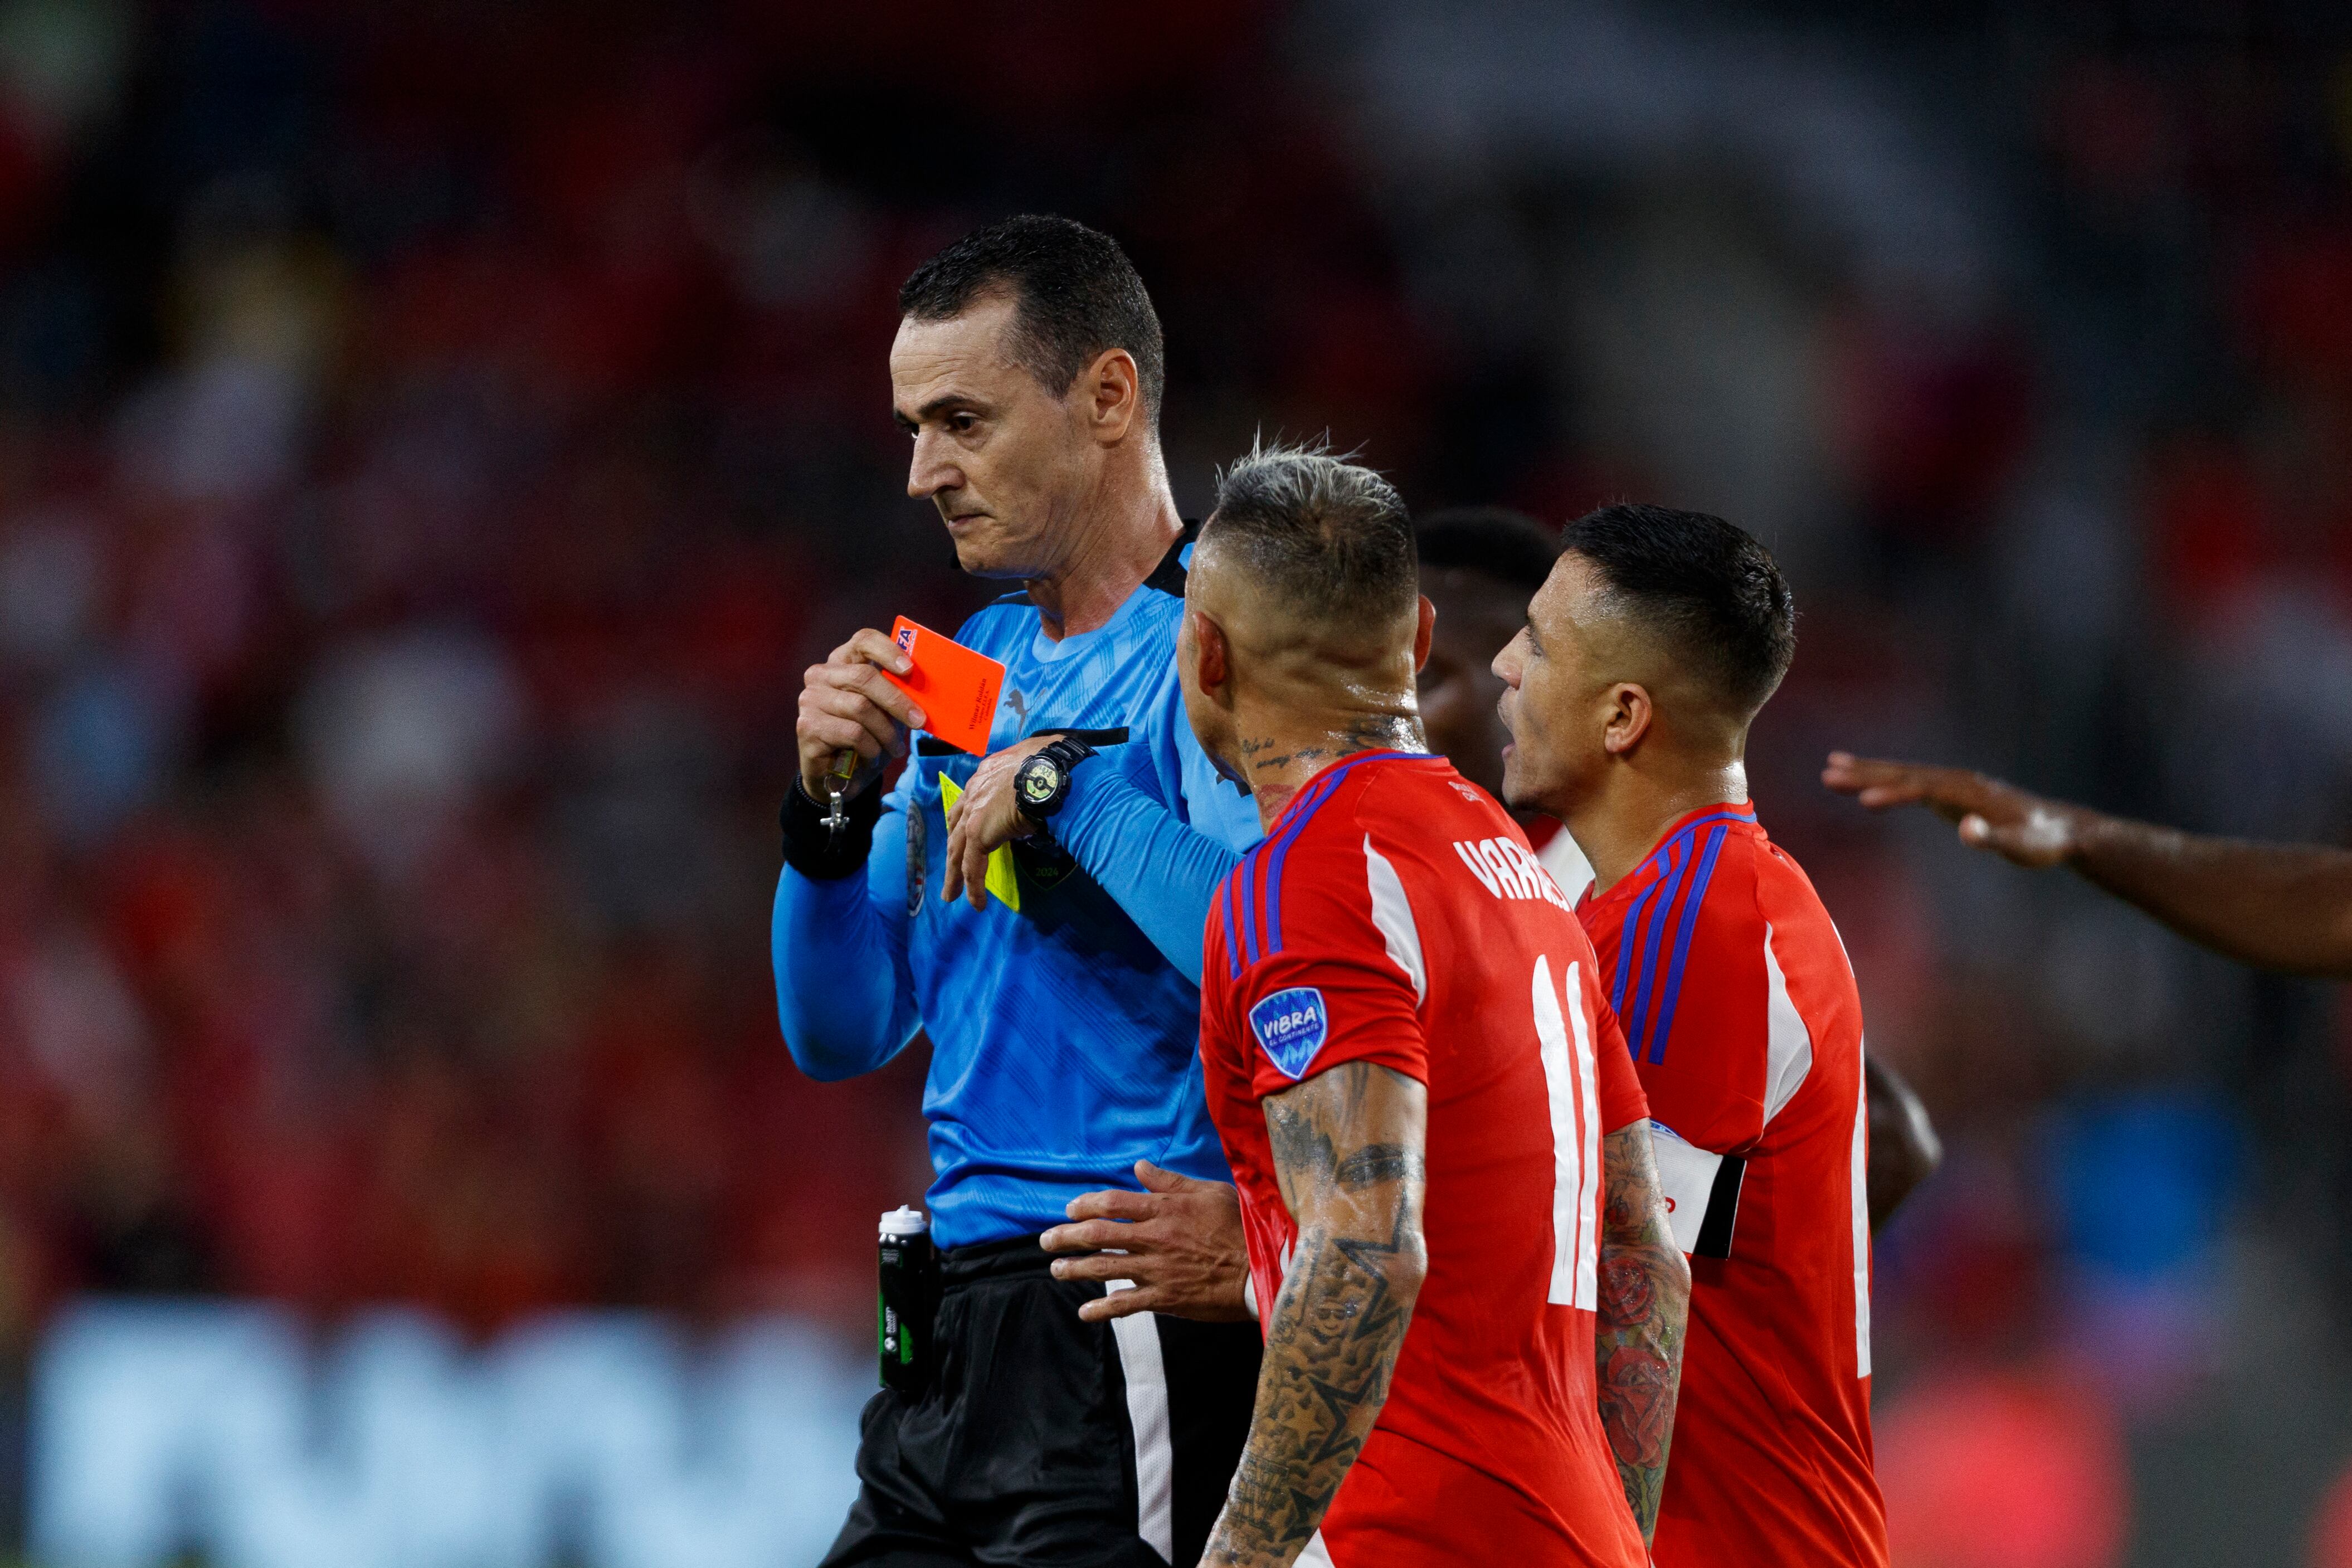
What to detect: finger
<box><xmin>1064</xmin><ymin>1187</ymin><xmax>1161</xmax><ymax>1222</ymax></box>
<box><xmin>818</xmin><ymin>663</ymin><xmax>928</xmax><ymax>731</ymax></box>
<box><xmin>1854</xmin><ymin>781</ymin><xmax>1930</xmax><ymax>810</ymax></box>
<box><xmin>1821</xmin><ymin>753</ymin><xmax>1912</xmax><ymax>793</ymax></box>
<box><xmin>807</xmin><ymin>687</ymin><xmax>909</xmax><ymax>758</ymax></box>
<box><xmin>947</xmin><ymin>812</ymin><xmax>987</xmax><ymax>908</ymax></box>
<box><xmin>1040</xmin><ymin>1221</ymin><xmax>1097</xmax><ymax>1254</ymax></box>
<box><xmin>1045</xmin><ymin>1219</ymin><xmax>1147</xmax><ymax>1254</ymax></box>
<box><xmin>941</xmin><ymin>843</ymin><xmax>965</xmax><ymax>902</ymax></box>
<box><xmin>1075</xmin><ymin>1288</ymin><xmax>1157</xmax><ymax>1324</ymax></box>
<box><xmin>941</xmin><ymin>814</ymin><xmax>967</xmax><ymax>900</ymax></box>
<box><xmin>843</xmin><ymin>628</ymin><xmax>915</xmax><ymax>675</ymax></box>
<box><xmin>1134</xmin><ymin>1160</ymin><xmax>1204</xmax><ymax>1194</ymax></box>
<box><xmin>1049</xmin><ymin>1250</ymin><xmax>1140</xmax><ymax>1284</ymax></box>
<box><xmin>963</xmin><ymin>833</ymin><xmax>991</xmax><ymax>909</ymax></box>
<box><xmin>797</xmin><ymin>714</ymin><xmax>884</xmax><ymax>773</ymax></box>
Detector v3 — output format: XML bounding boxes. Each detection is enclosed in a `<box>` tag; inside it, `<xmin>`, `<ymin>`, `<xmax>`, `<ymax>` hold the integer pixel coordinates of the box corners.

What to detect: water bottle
<box><xmin>878</xmin><ymin>1206</ymin><xmax>937</xmax><ymax>1395</ymax></box>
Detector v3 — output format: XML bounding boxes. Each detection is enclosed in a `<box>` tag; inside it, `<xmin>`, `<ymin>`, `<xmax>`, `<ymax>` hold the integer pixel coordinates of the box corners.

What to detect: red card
<box><xmin>880</xmin><ymin>616</ymin><xmax>1005</xmax><ymax>756</ymax></box>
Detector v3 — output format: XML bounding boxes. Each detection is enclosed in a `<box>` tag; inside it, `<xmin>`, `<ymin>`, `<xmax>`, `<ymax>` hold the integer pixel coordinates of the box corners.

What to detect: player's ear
<box><xmin>1411</xmin><ymin>595</ymin><xmax>1435</xmax><ymax>673</ymax></box>
<box><xmin>1603</xmin><ymin>681</ymin><xmax>1653</xmax><ymax>756</ymax></box>
<box><xmin>1189</xmin><ymin>610</ymin><xmax>1233</xmax><ymax>699</ymax></box>
<box><xmin>1083</xmin><ymin>347</ymin><xmax>1141</xmax><ymax>444</ymax></box>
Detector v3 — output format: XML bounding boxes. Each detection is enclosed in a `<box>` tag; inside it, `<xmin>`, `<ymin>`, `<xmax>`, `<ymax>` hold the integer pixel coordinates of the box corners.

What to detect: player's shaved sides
<box><xmin>1194</xmin><ymin>440</ymin><xmax>1419</xmax><ymax>664</ymax></box>
<box><xmin>1557</xmin><ymin>503</ymin><xmax>1796</xmax><ymax>723</ymax></box>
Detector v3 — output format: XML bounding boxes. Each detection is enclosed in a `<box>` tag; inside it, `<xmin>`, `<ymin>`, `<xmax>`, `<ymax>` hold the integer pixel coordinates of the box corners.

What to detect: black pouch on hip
<box><xmin>878</xmin><ymin>1206</ymin><xmax>939</xmax><ymax>1395</ymax></box>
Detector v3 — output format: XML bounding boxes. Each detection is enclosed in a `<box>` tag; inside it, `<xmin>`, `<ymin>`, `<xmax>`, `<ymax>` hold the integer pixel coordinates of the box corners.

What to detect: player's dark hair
<box><xmin>1561</xmin><ymin>503</ymin><xmax>1796</xmax><ymax>714</ymax></box>
<box><xmin>1205</xmin><ymin>440</ymin><xmax>1416</xmax><ymax>627</ymax></box>
<box><xmin>899</xmin><ymin>214</ymin><xmax>1165</xmax><ymax>425</ymax></box>
<box><xmin>1415</xmin><ymin>508</ymin><xmax>1559</xmax><ymax>594</ymax></box>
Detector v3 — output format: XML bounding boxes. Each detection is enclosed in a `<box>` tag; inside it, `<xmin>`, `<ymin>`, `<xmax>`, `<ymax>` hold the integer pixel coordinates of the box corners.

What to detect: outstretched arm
<box><xmin>1824</xmin><ymin>752</ymin><xmax>2352</xmax><ymax>978</ymax></box>
<box><xmin>1866</xmin><ymin>1056</ymin><xmax>1941</xmax><ymax>1230</ymax></box>
<box><xmin>1595</xmin><ymin>1123</ymin><xmax>1689</xmax><ymax>1544</ymax></box>
<box><xmin>1204</xmin><ymin>1062</ymin><xmax>1429</xmax><ymax>1568</ymax></box>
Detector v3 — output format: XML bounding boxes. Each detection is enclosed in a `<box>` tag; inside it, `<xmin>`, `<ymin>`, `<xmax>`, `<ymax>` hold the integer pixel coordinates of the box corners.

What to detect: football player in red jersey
<box><xmin>1129</xmin><ymin>444</ymin><xmax>1684</xmax><ymax>1568</ymax></box>
<box><xmin>1494</xmin><ymin>503</ymin><xmax>1888</xmax><ymax>1567</ymax></box>
<box><xmin>1420</xmin><ymin>511</ymin><xmax>1940</xmax><ymax>1230</ymax></box>
<box><xmin>1168</xmin><ymin>444</ymin><xmax>1690</xmax><ymax>1566</ymax></box>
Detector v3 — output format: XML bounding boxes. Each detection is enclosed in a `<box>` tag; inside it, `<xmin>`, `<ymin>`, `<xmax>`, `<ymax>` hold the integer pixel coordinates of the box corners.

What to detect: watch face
<box><xmin>1018</xmin><ymin>758</ymin><xmax>1061</xmax><ymax>806</ymax></box>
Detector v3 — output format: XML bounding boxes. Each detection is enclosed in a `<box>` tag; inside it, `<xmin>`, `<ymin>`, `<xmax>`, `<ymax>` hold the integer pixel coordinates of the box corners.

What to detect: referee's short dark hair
<box><xmin>1416</xmin><ymin>508</ymin><xmax>1559</xmax><ymax>595</ymax></box>
<box><xmin>1562</xmin><ymin>503</ymin><xmax>1796</xmax><ymax>715</ymax></box>
<box><xmin>899</xmin><ymin>215</ymin><xmax>1166</xmax><ymax>426</ymax></box>
<box><xmin>1205</xmin><ymin>440</ymin><xmax>1417</xmax><ymax>629</ymax></box>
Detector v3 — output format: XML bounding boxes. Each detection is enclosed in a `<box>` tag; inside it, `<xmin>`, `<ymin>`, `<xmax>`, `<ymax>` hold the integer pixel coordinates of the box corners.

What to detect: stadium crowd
<box><xmin>0</xmin><ymin>1</ymin><xmax>2344</xmax><ymax>1561</ymax></box>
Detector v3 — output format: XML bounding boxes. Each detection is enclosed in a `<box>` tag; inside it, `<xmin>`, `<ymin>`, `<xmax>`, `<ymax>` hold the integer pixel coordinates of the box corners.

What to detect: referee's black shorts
<box><xmin>820</xmin><ymin>1234</ymin><xmax>1263</xmax><ymax>1567</ymax></box>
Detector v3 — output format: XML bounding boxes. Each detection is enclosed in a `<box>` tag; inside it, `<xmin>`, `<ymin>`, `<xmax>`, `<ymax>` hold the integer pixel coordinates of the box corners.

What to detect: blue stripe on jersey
<box><xmin>1623</xmin><ymin>837</ymin><xmax>1690</xmax><ymax>1055</ymax></box>
<box><xmin>1646</xmin><ymin>822</ymin><xmax>1732</xmax><ymax>1063</ymax></box>
<box><xmin>1255</xmin><ymin>751</ymin><xmax>1423</xmax><ymax>961</ymax></box>
<box><xmin>1239</xmin><ymin>848</ymin><xmax>1264</xmax><ymax>968</ymax></box>
<box><xmin>1611</xmin><ymin>849</ymin><xmax>1669</xmax><ymax>1017</ymax></box>
<box><xmin>1608</xmin><ymin>806</ymin><xmax>1760</xmax><ymax>1051</ymax></box>
<box><xmin>1260</xmin><ymin>764</ymin><xmax>1349</xmax><ymax>954</ymax></box>
<box><xmin>1218</xmin><ymin>878</ymin><xmax>1243</xmax><ymax>981</ymax></box>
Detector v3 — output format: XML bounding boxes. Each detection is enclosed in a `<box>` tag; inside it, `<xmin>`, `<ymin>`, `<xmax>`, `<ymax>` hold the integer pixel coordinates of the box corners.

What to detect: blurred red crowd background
<box><xmin>0</xmin><ymin>3</ymin><xmax>2346</xmax><ymax>1562</ymax></box>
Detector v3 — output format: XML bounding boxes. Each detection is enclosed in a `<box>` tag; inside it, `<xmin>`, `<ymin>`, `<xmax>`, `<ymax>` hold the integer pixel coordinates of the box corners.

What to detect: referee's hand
<box><xmin>797</xmin><ymin>629</ymin><xmax>928</xmax><ymax>801</ymax></box>
<box><xmin>1042</xmin><ymin>1161</ymin><xmax>1253</xmax><ymax>1324</ymax></box>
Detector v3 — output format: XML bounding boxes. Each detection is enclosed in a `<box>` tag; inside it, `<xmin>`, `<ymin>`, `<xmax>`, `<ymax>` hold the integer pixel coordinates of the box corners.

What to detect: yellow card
<box><xmin>937</xmin><ymin>772</ymin><xmax>1020</xmax><ymax>911</ymax></box>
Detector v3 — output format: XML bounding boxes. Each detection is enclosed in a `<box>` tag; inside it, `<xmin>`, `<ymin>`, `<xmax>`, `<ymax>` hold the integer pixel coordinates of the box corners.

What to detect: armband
<box><xmin>780</xmin><ymin>777</ymin><xmax>884</xmax><ymax>881</ymax></box>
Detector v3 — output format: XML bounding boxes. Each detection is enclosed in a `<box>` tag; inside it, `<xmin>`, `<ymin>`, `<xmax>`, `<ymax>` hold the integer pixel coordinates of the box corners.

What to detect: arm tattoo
<box><xmin>1204</xmin><ymin>1063</ymin><xmax>1428</xmax><ymax>1566</ymax></box>
<box><xmin>1594</xmin><ymin>1124</ymin><xmax>1691</xmax><ymax>1545</ymax></box>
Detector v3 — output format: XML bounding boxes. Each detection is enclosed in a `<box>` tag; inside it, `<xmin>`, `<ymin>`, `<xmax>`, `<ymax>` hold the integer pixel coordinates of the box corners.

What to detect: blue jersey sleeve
<box><xmin>1051</xmin><ymin>684</ymin><xmax>1260</xmax><ymax>987</ymax></box>
<box><xmin>771</xmin><ymin>775</ymin><xmax>921</xmax><ymax>1080</ymax></box>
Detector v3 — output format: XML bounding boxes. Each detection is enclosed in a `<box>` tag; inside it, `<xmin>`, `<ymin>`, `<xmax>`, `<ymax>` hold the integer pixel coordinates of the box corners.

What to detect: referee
<box><xmin>776</xmin><ymin>216</ymin><xmax>1263</xmax><ymax>1568</ymax></box>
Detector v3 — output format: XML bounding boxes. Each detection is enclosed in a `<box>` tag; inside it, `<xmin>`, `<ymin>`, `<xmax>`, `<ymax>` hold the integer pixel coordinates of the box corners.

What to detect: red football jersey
<box><xmin>1577</xmin><ymin>801</ymin><xmax>1888</xmax><ymax>1567</ymax></box>
<box><xmin>1200</xmin><ymin>752</ymin><xmax>1651</xmax><ymax>1567</ymax></box>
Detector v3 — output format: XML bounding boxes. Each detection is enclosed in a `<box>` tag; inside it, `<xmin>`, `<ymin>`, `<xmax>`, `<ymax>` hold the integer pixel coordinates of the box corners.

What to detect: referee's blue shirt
<box><xmin>772</xmin><ymin>543</ymin><xmax>1262</xmax><ymax>1249</ymax></box>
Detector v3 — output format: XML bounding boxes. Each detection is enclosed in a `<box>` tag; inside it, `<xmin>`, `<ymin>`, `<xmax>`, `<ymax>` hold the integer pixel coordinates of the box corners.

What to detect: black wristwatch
<box><xmin>1014</xmin><ymin>736</ymin><xmax>1097</xmax><ymax>826</ymax></box>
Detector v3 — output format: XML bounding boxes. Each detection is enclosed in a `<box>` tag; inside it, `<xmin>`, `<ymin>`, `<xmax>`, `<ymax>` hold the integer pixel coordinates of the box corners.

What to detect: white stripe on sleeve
<box><xmin>1363</xmin><ymin>835</ymin><xmax>1425</xmax><ymax>1004</ymax></box>
<box><xmin>1761</xmin><ymin>922</ymin><xmax>1814</xmax><ymax>1126</ymax></box>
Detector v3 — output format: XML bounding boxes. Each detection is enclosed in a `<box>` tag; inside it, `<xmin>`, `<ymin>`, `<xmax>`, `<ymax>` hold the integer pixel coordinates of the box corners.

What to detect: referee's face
<box><xmin>891</xmin><ymin>294</ymin><xmax>1099</xmax><ymax>581</ymax></box>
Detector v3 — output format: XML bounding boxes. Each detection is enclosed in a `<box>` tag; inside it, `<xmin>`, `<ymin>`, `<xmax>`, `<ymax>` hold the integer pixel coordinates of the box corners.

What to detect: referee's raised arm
<box><xmin>770</xmin><ymin>628</ymin><xmax>927</xmax><ymax>1081</ymax></box>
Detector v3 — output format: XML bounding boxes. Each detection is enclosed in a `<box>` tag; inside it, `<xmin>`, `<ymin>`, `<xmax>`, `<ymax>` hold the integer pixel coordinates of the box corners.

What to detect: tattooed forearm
<box><xmin>1595</xmin><ymin>1123</ymin><xmax>1690</xmax><ymax>1545</ymax></box>
<box><xmin>1204</xmin><ymin>1063</ymin><xmax>1429</xmax><ymax>1568</ymax></box>
<box><xmin>1333</xmin><ymin>1143</ymin><xmax>1418</xmax><ymax>1186</ymax></box>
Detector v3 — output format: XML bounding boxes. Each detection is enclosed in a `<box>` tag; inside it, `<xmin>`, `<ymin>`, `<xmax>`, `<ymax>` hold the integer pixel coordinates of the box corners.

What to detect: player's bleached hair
<box><xmin>1203</xmin><ymin>437</ymin><xmax>1418</xmax><ymax>627</ymax></box>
